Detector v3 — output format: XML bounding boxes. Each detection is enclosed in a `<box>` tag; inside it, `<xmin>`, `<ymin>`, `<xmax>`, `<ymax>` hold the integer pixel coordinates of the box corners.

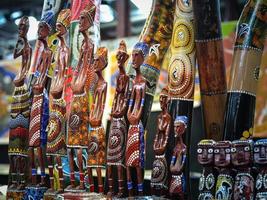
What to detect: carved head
<box><xmin>231</xmin><ymin>139</ymin><xmax>253</xmax><ymax>167</ymax></box>
<box><xmin>254</xmin><ymin>139</ymin><xmax>267</xmax><ymax>165</ymax></box>
<box><xmin>79</xmin><ymin>3</ymin><xmax>96</xmax><ymax>32</ymax></box>
<box><xmin>159</xmin><ymin>87</ymin><xmax>169</xmax><ymax>111</ymax></box>
<box><xmin>197</xmin><ymin>139</ymin><xmax>216</xmax><ymax>166</ymax></box>
<box><xmin>174</xmin><ymin>115</ymin><xmax>188</xmax><ymax>138</ymax></box>
<box><xmin>132</xmin><ymin>42</ymin><xmax>149</xmax><ymax>69</ymax></box>
<box><xmin>93</xmin><ymin>47</ymin><xmax>108</xmax><ymax>72</ymax></box>
<box><xmin>56</xmin><ymin>9</ymin><xmax>71</xmax><ymax>36</ymax></box>
<box><xmin>116</xmin><ymin>40</ymin><xmax>129</xmax><ymax>67</ymax></box>
<box><xmin>214</xmin><ymin>141</ymin><xmax>232</xmax><ymax>167</ymax></box>
<box><xmin>38</xmin><ymin>11</ymin><xmax>54</xmax><ymax>39</ymax></box>
<box><xmin>18</xmin><ymin>16</ymin><xmax>29</xmax><ymax>37</ymax></box>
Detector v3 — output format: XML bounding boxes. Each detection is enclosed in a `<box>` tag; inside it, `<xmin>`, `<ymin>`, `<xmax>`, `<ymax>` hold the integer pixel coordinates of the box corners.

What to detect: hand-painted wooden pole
<box><xmin>165</xmin><ymin>0</ymin><xmax>196</xmax><ymax>198</ymax></box>
<box><xmin>192</xmin><ymin>0</ymin><xmax>227</xmax><ymax>141</ymax></box>
<box><xmin>223</xmin><ymin>0</ymin><xmax>267</xmax><ymax>141</ymax></box>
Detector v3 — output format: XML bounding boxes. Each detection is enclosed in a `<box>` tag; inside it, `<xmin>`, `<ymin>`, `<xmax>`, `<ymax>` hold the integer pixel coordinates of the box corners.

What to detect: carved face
<box><xmin>214</xmin><ymin>141</ymin><xmax>231</xmax><ymax>167</ymax></box>
<box><xmin>38</xmin><ymin>22</ymin><xmax>50</xmax><ymax>39</ymax></box>
<box><xmin>254</xmin><ymin>142</ymin><xmax>267</xmax><ymax>165</ymax></box>
<box><xmin>132</xmin><ymin>49</ymin><xmax>144</xmax><ymax>69</ymax></box>
<box><xmin>197</xmin><ymin>144</ymin><xmax>214</xmax><ymax>166</ymax></box>
<box><xmin>116</xmin><ymin>50</ymin><xmax>128</xmax><ymax>67</ymax></box>
<box><xmin>159</xmin><ymin>95</ymin><xmax>168</xmax><ymax>111</ymax></box>
<box><xmin>93</xmin><ymin>55</ymin><xmax>106</xmax><ymax>73</ymax></box>
<box><xmin>56</xmin><ymin>22</ymin><xmax>67</xmax><ymax>36</ymax></box>
<box><xmin>231</xmin><ymin>141</ymin><xmax>252</xmax><ymax>167</ymax></box>
<box><xmin>79</xmin><ymin>13</ymin><xmax>92</xmax><ymax>32</ymax></box>
<box><xmin>18</xmin><ymin>19</ymin><xmax>28</xmax><ymax>37</ymax></box>
<box><xmin>174</xmin><ymin>121</ymin><xmax>186</xmax><ymax>137</ymax></box>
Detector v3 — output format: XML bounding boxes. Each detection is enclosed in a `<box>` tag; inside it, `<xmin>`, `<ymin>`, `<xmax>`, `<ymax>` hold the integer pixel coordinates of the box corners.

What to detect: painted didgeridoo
<box><xmin>164</xmin><ymin>0</ymin><xmax>196</xmax><ymax>198</ymax></box>
<box><xmin>192</xmin><ymin>0</ymin><xmax>227</xmax><ymax>141</ymax></box>
<box><xmin>127</xmin><ymin>0</ymin><xmax>174</xmax><ymax>127</ymax></box>
<box><xmin>223</xmin><ymin>0</ymin><xmax>267</xmax><ymax>141</ymax></box>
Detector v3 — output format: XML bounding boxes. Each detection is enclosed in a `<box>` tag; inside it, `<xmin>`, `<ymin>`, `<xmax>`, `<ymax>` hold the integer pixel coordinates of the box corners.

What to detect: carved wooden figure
<box><xmin>197</xmin><ymin>139</ymin><xmax>216</xmax><ymax>200</ymax></box>
<box><xmin>87</xmin><ymin>47</ymin><xmax>108</xmax><ymax>193</ymax></box>
<box><xmin>28</xmin><ymin>11</ymin><xmax>53</xmax><ymax>187</ymax></box>
<box><xmin>8</xmin><ymin>16</ymin><xmax>32</xmax><ymax>191</ymax></box>
<box><xmin>151</xmin><ymin>87</ymin><xmax>171</xmax><ymax>196</ymax></box>
<box><xmin>169</xmin><ymin>116</ymin><xmax>188</xmax><ymax>200</ymax></box>
<box><xmin>125</xmin><ymin>42</ymin><xmax>149</xmax><ymax>196</ymax></box>
<box><xmin>46</xmin><ymin>9</ymin><xmax>71</xmax><ymax>194</ymax></box>
<box><xmin>214</xmin><ymin>141</ymin><xmax>235</xmax><ymax>200</ymax></box>
<box><xmin>106</xmin><ymin>41</ymin><xmax>129</xmax><ymax>198</ymax></box>
<box><xmin>66</xmin><ymin>5</ymin><xmax>95</xmax><ymax>192</ymax></box>
<box><xmin>231</xmin><ymin>140</ymin><xmax>254</xmax><ymax>200</ymax></box>
<box><xmin>254</xmin><ymin>139</ymin><xmax>267</xmax><ymax>199</ymax></box>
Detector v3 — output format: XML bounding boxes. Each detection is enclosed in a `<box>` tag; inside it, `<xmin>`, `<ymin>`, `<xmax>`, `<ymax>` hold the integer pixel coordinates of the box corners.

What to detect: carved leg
<box><xmin>8</xmin><ymin>155</ymin><xmax>17</xmax><ymax>189</ymax></box>
<box><xmin>126</xmin><ymin>167</ymin><xmax>134</xmax><ymax>197</ymax></box>
<box><xmin>87</xmin><ymin>166</ymin><xmax>94</xmax><ymax>192</ymax></box>
<box><xmin>29</xmin><ymin>147</ymin><xmax>37</xmax><ymax>186</ymax></box>
<box><xmin>47</xmin><ymin>156</ymin><xmax>54</xmax><ymax>192</ymax></box>
<box><xmin>137</xmin><ymin>166</ymin><xmax>144</xmax><ymax>196</ymax></box>
<box><xmin>17</xmin><ymin>156</ymin><xmax>27</xmax><ymax>190</ymax></box>
<box><xmin>66</xmin><ymin>148</ymin><xmax>75</xmax><ymax>190</ymax></box>
<box><xmin>107</xmin><ymin>165</ymin><xmax>113</xmax><ymax>196</ymax></box>
<box><xmin>77</xmin><ymin>148</ymin><xmax>85</xmax><ymax>190</ymax></box>
<box><xmin>37</xmin><ymin>147</ymin><xmax>46</xmax><ymax>186</ymax></box>
<box><xmin>56</xmin><ymin>156</ymin><xmax>64</xmax><ymax>192</ymax></box>
<box><xmin>117</xmin><ymin>165</ymin><xmax>124</xmax><ymax>197</ymax></box>
<box><xmin>96</xmin><ymin>167</ymin><xmax>103</xmax><ymax>193</ymax></box>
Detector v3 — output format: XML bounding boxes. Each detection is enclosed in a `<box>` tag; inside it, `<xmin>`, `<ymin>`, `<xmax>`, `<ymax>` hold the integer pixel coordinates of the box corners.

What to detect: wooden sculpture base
<box><xmin>25</xmin><ymin>186</ymin><xmax>47</xmax><ymax>200</ymax></box>
<box><xmin>62</xmin><ymin>192</ymin><xmax>106</xmax><ymax>200</ymax></box>
<box><xmin>43</xmin><ymin>191</ymin><xmax>59</xmax><ymax>200</ymax></box>
<box><xmin>6</xmin><ymin>189</ymin><xmax>26</xmax><ymax>200</ymax></box>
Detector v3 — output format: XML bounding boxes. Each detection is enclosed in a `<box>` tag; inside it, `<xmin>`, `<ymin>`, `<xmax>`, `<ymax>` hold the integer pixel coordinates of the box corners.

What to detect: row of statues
<box><xmin>197</xmin><ymin>139</ymin><xmax>267</xmax><ymax>200</ymax></box>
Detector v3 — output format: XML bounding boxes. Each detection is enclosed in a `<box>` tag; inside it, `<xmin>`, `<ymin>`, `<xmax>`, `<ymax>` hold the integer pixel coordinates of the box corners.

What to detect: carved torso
<box><xmin>198</xmin><ymin>167</ymin><xmax>216</xmax><ymax>200</ymax></box>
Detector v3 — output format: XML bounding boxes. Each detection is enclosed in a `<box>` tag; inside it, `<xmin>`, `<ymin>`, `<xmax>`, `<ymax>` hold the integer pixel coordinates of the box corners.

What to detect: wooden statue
<box><xmin>197</xmin><ymin>139</ymin><xmax>216</xmax><ymax>200</ymax></box>
<box><xmin>46</xmin><ymin>9</ymin><xmax>71</xmax><ymax>194</ymax></box>
<box><xmin>214</xmin><ymin>141</ymin><xmax>235</xmax><ymax>200</ymax></box>
<box><xmin>66</xmin><ymin>4</ymin><xmax>95</xmax><ymax>191</ymax></box>
<box><xmin>192</xmin><ymin>0</ymin><xmax>227</xmax><ymax>141</ymax></box>
<box><xmin>106</xmin><ymin>40</ymin><xmax>129</xmax><ymax>197</ymax></box>
<box><xmin>7</xmin><ymin>16</ymin><xmax>32</xmax><ymax>191</ymax></box>
<box><xmin>232</xmin><ymin>139</ymin><xmax>254</xmax><ymax>200</ymax></box>
<box><xmin>28</xmin><ymin>11</ymin><xmax>53</xmax><ymax>187</ymax></box>
<box><xmin>125</xmin><ymin>42</ymin><xmax>149</xmax><ymax>196</ymax></box>
<box><xmin>169</xmin><ymin>116</ymin><xmax>188</xmax><ymax>200</ymax></box>
<box><xmin>87</xmin><ymin>47</ymin><xmax>108</xmax><ymax>193</ymax></box>
<box><xmin>254</xmin><ymin>139</ymin><xmax>267</xmax><ymax>199</ymax></box>
<box><xmin>151</xmin><ymin>87</ymin><xmax>171</xmax><ymax>196</ymax></box>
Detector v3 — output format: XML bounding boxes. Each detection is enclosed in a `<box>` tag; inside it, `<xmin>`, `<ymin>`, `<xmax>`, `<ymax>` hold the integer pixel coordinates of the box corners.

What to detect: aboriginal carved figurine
<box><xmin>46</xmin><ymin>9</ymin><xmax>70</xmax><ymax>193</ymax></box>
<box><xmin>125</xmin><ymin>42</ymin><xmax>149</xmax><ymax>196</ymax></box>
<box><xmin>231</xmin><ymin>139</ymin><xmax>254</xmax><ymax>200</ymax></box>
<box><xmin>106</xmin><ymin>40</ymin><xmax>129</xmax><ymax>198</ymax></box>
<box><xmin>8</xmin><ymin>16</ymin><xmax>32</xmax><ymax>190</ymax></box>
<box><xmin>169</xmin><ymin>116</ymin><xmax>188</xmax><ymax>200</ymax></box>
<box><xmin>214</xmin><ymin>141</ymin><xmax>235</xmax><ymax>200</ymax></box>
<box><xmin>87</xmin><ymin>47</ymin><xmax>108</xmax><ymax>193</ymax></box>
<box><xmin>254</xmin><ymin>139</ymin><xmax>267</xmax><ymax>199</ymax></box>
<box><xmin>151</xmin><ymin>87</ymin><xmax>171</xmax><ymax>196</ymax></box>
<box><xmin>197</xmin><ymin>139</ymin><xmax>216</xmax><ymax>200</ymax></box>
<box><xmin>28</xmin><ymin>11</ymin><xmax>53</xmax><ymax>186</ymax></box>
<box><xmin>66</xmin><ymin>5</ymin><xmax>95</xmax><ymax>191</ymax></box>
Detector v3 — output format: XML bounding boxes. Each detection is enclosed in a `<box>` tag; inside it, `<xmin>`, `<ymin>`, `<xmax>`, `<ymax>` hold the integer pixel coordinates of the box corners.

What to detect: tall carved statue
<box><xmin>197</xmin><ymin>139</ymin><xmax>216</xmax><ymax>200</ymax></box>
<box><xmin>46</xmin><ymin>9</ymin><xmax>71</xmax><ymax>194</ymax></box>
<box><xmin>169</xmin><ymin>116</ymin><xmax>188</xmax><ymax>200</ymax></box>
<box><xmin>66</xmin><ymin>5</ymin><xmax>95</xmax><ymax>191</ymax></box>
<box><xmin>87</xmin><ymin>47</ymin><xmax>108</xmax><ymax>193</ymax></box>
<box><xmin>151</xmin><ymin>87</ymin><xmax>171</xmax><ymax>196</ymax></box>
<box><xmin>28</xmin><ymin>11</ymin><xmax>53</xmax><ymax>187</ymax></box>
<box><xmin>106</xmin><ymin>41</ymin><xmax>129</xmax><ymax>197</ymax></box>
<box><xmin>254</xmin><ymin>139</ymin><xmax>267</xmax><ymax>199</ymax></box>
<box><xmin>7</xmin><ymin>16</ymin><xmax>32</xmax><ymax>193</ymax></box>
<box><xmin>232</xmin><ymin>140</ymin><xmax>254</xmax><ymax>200</ymax></box>
<box><xmin>214</xmin><ymin>141</ymin><xmax>235</xmax><ymax>200</ymax></box>
<box><xmin>125</xmin><ymin>42</ymin><xmax>149</xmax><ymax>196</ymax></box>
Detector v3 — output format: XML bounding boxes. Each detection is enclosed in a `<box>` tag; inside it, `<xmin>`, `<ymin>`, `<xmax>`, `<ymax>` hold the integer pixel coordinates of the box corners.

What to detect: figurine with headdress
<box><xmin>66</xmin><ymin>3</ymin><xmax>96</xmax><ymax>192</ymax></box>
<box><xmin>106</xmin><ymin>40</ymin><xmax>129</xmax><ymax>197</ymax></box>
<box><xmin>28</xmin><ymin>10</ymin><xmax>54</xmax><ymax>187</ymax></box>
<box><xmin>151</xmin><ymin>87</ymin><xmax>171</xmax><ymax>196</ymax></box>
<box><xmin>45</xmin><ymin>9</ymin><xmax>71</xmax><ymax>194</ymax></box>
<box><xmin>125</xmin><ymin>42</ymin><xmax>149</xmax><ymax>196</ymax></box>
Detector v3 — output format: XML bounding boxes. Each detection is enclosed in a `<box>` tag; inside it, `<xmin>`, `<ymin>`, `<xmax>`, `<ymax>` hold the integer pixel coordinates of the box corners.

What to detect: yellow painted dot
<box><xmin>243</xmin><ymin>131</ymin><xmax>250</xmax><ymax>138</ymax></box>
